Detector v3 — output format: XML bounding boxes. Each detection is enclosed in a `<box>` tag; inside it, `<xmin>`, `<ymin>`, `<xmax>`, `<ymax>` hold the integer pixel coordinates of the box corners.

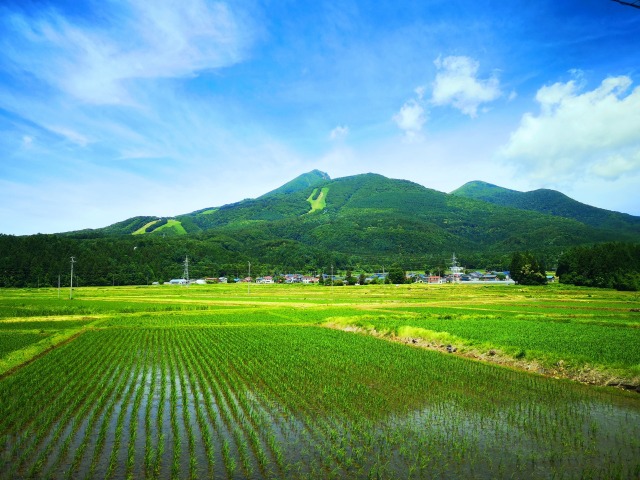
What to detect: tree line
<box><xmin>4</xmin><ymin>234</ymin><xmax>635</xmax><ymax>290</ymax></box>
<box><xmin>556</xmin><ymin>242</ymin><xmax>640</xmax><ymax>291</ymax></box>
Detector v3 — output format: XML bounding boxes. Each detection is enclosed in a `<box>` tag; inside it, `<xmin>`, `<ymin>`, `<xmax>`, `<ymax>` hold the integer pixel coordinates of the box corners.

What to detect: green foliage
<box><xmin>3</xmin><ymin>173</ymin><xmax>640</xmax><ymax>287</ymax></box>
<box><xmin>306</xmin><ymin>187</ymin><xmax>329</xmax><ymax>213</ymax></box>
<box><xmin>557</xmin><ymin>243</ymin><xmax>640</xmax><ymax>291</ymax></box>
<box><xmin>260</xmin><ymin>169</ymin><xmax>330</xmax><ymax>196</ymax></box>
<box><xmin>453</xmin><ymin>181</ymin><xmax>640</xmax><ymax>235</ymax></box>
<box><xmin>387</xmin><ymin>265</ymin><xmax>405</xmax><ymax>284</ymax></box>
<box><xmin>146</xmin><ymin>218</ymin><xmax>167</xmax><ymax>232</ymax></box>
<box><xmin>510</xmin><ymin>252</ymin><xmax>547</xmax><ymax>285</ymax></box>
<box><xmin>344</xmin><ymin>270</ymin><xmax>357</xmax><ymax>286</ymax></box>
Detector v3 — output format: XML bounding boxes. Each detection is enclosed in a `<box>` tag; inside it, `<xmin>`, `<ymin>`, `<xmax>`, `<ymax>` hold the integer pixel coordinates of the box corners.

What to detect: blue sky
<box><xmin>1</xmin><ymin>0</ymin><xmax>639</xmax><ymax>235</ymax></box>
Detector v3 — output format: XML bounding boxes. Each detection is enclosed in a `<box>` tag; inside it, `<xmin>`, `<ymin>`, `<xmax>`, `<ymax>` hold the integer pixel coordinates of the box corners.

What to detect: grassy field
<box><xmin>0</xmin><ymin>283</ymin><xmax>639</xmax><ymax>478</ymax></box>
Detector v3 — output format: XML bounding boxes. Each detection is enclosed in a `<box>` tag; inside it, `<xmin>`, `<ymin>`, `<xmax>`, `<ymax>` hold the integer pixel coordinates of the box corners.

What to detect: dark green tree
<box><xmin>510</xmin><ymin>252</ymin><xmax>546</xmax><ymax>285</ymax></box>
<box><xmin>345</xmin><ymin>270</ymin><xmax>356</xmax><ymax>286</ymax></box>
<box><xmin>387</xmin><ymin>265</ymin><xmax>406</xmax><ymax>284</ymax></box>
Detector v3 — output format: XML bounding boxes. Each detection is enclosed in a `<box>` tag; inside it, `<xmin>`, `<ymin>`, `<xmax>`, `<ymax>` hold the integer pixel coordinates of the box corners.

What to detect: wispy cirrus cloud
<box><xmin>1</xmin><ymin>0</ymin><xmax>251</xmax><ymax>105</ymax></box>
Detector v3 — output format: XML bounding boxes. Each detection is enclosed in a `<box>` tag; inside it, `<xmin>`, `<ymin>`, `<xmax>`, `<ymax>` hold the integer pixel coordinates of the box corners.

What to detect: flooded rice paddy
<box><xmin>1</xmin><ymin>323</ymin><xmax>639</xmax><ymax>479</ymax></box>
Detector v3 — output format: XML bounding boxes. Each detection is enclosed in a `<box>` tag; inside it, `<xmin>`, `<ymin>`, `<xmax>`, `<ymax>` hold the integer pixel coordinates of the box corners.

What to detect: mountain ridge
<box><xmin>63</xmin><ymin>171</ymin><xmax>639</xmax><ymax>257</ymax></box>
<box><xmin>451</xmin><ymin>180</ymin><xmax>640</xmax><ymax>234</ymax></box>
<box><xmin>85</xmin><ymin>172</ymin><xmax>638</xmax><ymax>239</ymax></box>
<box><xmin>4</xmin><ymin>171</ymin><xmax>639</xmax><ymax>287</ymax></box>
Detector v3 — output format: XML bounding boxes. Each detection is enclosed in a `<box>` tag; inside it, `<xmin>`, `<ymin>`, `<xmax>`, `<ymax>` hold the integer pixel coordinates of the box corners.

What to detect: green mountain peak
<box><xmin>261</xmin><ymin>170</ymin><xmax>331</xmax><ymax>197</ymax></box>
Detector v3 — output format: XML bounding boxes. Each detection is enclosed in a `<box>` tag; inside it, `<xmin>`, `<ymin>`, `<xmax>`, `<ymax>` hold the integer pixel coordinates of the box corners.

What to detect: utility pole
<box><xmin>248</xmin><ymin>261</ymin><xmax>251</xmax><ymax>294</ymax></box>
<box><xmin>69</xmin><ymin>257</ymin><xmax>75</xmax><ymax>300</ymax></box>
<box><xmin>58</xmin><ymin>274</ymin><xmax>61</xmax><ymax>300</ymax></box>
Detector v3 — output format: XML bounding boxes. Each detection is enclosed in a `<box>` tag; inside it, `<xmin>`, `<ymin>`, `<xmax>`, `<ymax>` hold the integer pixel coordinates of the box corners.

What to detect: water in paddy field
<box><xmin>1</xmin><ymin>327</ymin><xmax>639</xmax><ymax>479</ymax></box>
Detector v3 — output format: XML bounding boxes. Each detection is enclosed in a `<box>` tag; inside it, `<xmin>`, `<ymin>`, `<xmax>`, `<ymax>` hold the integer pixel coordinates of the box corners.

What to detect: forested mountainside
<box><xmin>2</xmin><ymin>171</ymin><xmax>639</xmax><ymax>287</ymax></box>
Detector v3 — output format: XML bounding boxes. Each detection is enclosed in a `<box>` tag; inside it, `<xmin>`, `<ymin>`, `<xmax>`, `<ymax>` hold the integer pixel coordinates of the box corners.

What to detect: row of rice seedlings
<box><xmin>189</xmin><ymin>327</ymin><xmax>304</xmax><ymax>475</ymax></box>
<box><xmin>206</xmin><ymin>327</ymin><xmax>336</xmax><ymax>475</ymax></box>
<box><xmin>191</xmin><ymin>328</ymin><xmax>285</xmax><ymax>477</ymax></box>
<box><xmin>178</xmin><ymin>331</ymin><xmax>243</xmax><ymax>478</ymax></box>
<box><xmin>85</xmin><ymin>341</ymin><xmax>139</xmax><ymax>479</ymax></box>
<box><xmin>104</xmin><ymin>339</ymin><xmax>145</xmax><ymax>479</ymax></box>
<box><xmin>49</xmin><ymin>338</ymin><xmax>135</xmax><ymax>480</ymax></box>
<box><xmin>182</xmin><ymin>332</ymin><xmax>258</xmax><ymax>477</ymax></box>
<box><xmin>8</xmin><ymin>333</ymin><xmax>120</xmax><ymax>478</ymax></box>
<box><xmin>173</xmin><ymin>329</ymin><xmax>241</xmax><ymax>478</ymax></box>
<box><xmin>1</xmin><ymin>332</ymin><xmax>101</xmax><ymax>464</ymax></box>
<box><xmin>124</xmin><ymin>333</ymin><xmax>151</xmax><ymax>480</ymax></box>
<box><xmin>143</xmin><ymin>330</ymin><xmax>161</xmax><ymax>479</ymax></box>
<box><xmin>172</xmin><ymin>332</ymin><xmax>199</xmax><ymax>479</ymax></box>
<box><xmin>0</xmin><ymin>329</ymin><xmax>102</xmax><ymax>435</ymax></box>
<box><xmin>216</xmin><ymin>331</ymin><xmax>326</xmax><ymax>472</ymax></box>
<box><xmin>165</xmin><ymin>332</ymin><xmax>182</xmax><ymax>479</ymax></box>
<box><xmin>175</xmin><ymin>330</ymin><xmax>218</xmax><ymax>477</ymax></box>
<box><xmin>32</xmin><ymin>336</ymin><xmax>127</xmax><ymax>478</ymax></box>
<box><xmin>210</xmin><ymin>327</ymin><xmax>352</xmax><ymax>476</ymax></box>
<box><xmin>64</xmin><ymin>334</ymin><xmax>138</xmax><ymax>480</ymax></box>
<box><xmin>4</xmin><ymin>331</ymin><xmax>126</xmax><ymax>478</ymax></box>
<box><xmin>184</xmin><ymin>326</ymin><xmax>284</xmax><ymax>477</ymax></box>
<box><xmin>149</xmin><ymin>329</ymin><xmax>168</xmax><ymax>479</ymax></box>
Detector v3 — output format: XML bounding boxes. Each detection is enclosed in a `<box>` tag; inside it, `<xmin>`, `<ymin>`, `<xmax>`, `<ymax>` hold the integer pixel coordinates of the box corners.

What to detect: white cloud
<box><xmin>431</xmin><ymin>55</ymin><xmax>501</xmax><ymax>117</ymax></box>
<box><xmin>329</xmin><ymin>125</ymin><xmax>349</xmax><ymax>140</ymax></box>
<box><xmin>46</xmin><ymin>125</ymin><xmax>90</xmax><ymax>147</ymax></box>
<box><xmin>501</xmin><ymin>75</ymin><xmax>640</xmax><ymax>181</ymax></box>
<box><xmin>3</xmin><ymin>0</ymin><xmax>252</xmax><ymax>105</ymax></box>
<box><xmin>590</xmin><ymin>152</ymin><xmax>640</xmax><ymax>180</ymax></box>
<box><xmin>392</xmin><ymin>99</ymin><xmax>426</xmax><ymax>139</ymax></box>
<box><xmin>392</xmin><ymin>55</ymin><xmax>500</xmax><ymax>137</ymax></box>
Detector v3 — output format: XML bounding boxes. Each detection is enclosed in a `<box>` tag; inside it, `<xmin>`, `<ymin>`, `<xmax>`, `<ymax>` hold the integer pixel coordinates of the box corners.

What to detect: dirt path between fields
<box><xmin>325</xmin><ymin>323</ymin><xmax>640</xmax><ymax>394</ymax></box>
<box><xmin>0</xmin><ymin>330</ymin><xmax>86</xmax><ymax>380</ymax></box>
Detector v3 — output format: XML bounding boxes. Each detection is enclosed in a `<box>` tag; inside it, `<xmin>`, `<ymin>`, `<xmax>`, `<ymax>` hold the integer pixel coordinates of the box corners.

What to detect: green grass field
<box><xmin>0</xmin><ymin>283</ymin><xmax>639</xmax><ymax>478</ymax></box>
<box><xmin>306</xmin><ymin>187</ymin><xmax>329</xmax><ymax>213</ymax></box>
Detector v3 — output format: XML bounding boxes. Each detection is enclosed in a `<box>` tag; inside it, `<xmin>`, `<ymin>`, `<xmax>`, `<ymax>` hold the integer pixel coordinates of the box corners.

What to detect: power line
<box><xmin>612</xmin><ymin>0</ymin><xmax>640</xmax><ymax>8</ymax></box>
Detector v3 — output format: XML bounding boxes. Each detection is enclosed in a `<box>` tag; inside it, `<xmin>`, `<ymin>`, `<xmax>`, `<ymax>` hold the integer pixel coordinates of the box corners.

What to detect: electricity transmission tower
<box><xmin>183</xmin><ymin>256</ymin><xmax>189</xmax><ymax>286</ymax></box>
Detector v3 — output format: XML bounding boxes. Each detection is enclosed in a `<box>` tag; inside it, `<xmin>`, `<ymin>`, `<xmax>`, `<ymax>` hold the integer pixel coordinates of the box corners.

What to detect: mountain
<box><xmin>75</xmin><ymin>172</ymin><xmax>639</xmax><ymax>253</ymax></box>
<box><xmin>4</xmin><ymin>171</ymin><xmax>639</xmax><ymax>287</ymax></box>
<box><xmin>451</xmin><ymin>180</ymin><xmax>640</xmax><ymax>235</ymax></box>
<box><xmin>260</xmin><ymin>169</ymin><xmax>331</xmax><ymax>197</ymax></box>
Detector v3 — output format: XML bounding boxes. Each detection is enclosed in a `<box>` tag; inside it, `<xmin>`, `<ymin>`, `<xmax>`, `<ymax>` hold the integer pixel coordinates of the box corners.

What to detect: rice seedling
<box><xmin>0</xmin><ymin>284</ymin><xmax>639</xmax><ymax>478</ymax></box>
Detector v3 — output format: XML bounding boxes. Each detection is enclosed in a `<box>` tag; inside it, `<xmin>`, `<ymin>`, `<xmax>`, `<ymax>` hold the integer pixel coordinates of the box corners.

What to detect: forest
<box><xmin>556</xmin><ymin>242</ymin><xmax>640</xmax><ymax>291</ymax></box>
<box><xmin>0</xmin><ymin>232</ymin><xmax>515</xmax><ymax>288</ymax></box>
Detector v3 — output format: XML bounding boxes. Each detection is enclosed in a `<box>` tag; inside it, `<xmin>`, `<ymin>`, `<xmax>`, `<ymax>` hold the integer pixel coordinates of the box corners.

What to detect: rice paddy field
<box><xmin>1</xmin><ymin>282</ymin><xmax>639</xmax><ymax>479</ymax></box>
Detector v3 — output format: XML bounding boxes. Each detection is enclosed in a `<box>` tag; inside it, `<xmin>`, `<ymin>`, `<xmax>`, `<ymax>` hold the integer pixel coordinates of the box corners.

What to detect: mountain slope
<box><xmin>451</xmin><ymin>180</ymin><xmax>640</xmax><ymax>234</ymax></box>
<box><xmin>8</xmin><ymin>171</ymin><xmax>640</xmax><ymax>287</ymax></box>
<box><xmin>65</xmin><ymin>172</ymin><xmax>640</xmax><ymax>261</ymax></box>
<box><xmin>173</xmin><ymin>173</ymin><xmax>637</xmax><ymax>258</ymax></box>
